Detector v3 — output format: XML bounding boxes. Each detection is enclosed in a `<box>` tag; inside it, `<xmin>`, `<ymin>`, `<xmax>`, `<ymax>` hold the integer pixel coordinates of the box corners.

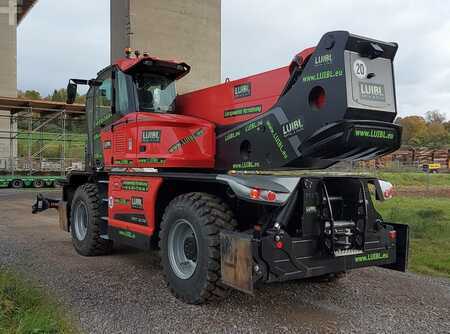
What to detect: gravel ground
<box><xmin>0</xmin><ymin>189</ymin><xmax>449</xmax><ymax>334</ymax></box>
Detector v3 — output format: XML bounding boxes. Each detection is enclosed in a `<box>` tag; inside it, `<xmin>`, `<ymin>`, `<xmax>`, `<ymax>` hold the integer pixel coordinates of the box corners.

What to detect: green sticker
<box><xmin>302</xmin><ymin>69</ymin><xmax>343</xmax><ymax>82</ymax></box>
<box><xmin>118</xmin><ymin>230</ymin><xmax>136</xmax><ymax>239</ymax></box>
<box><xmin>245</xmin><ymin>120</ymin><xmax>263</xmax><ymax>133</ymax></box>
<box><xmin>114</xmin><ymin>198</ymin><xmax>129</xmax><ymax>205</ymax></box>
<box><xmin>95</xmin><ymin>113</ymin><xmax>112</xmax><ymax>127</ymax></box>
<box><xmin>115</xmin><ymin>159</ymin><xmax>132</xmax><ymax>165</ymax></box>
<box><xmin>121</xmin><ymin>180</ymin><xmax>149</xmax><ymax>192</ymax></box>
<box><xmin>355</xmin><ymin>251</ymin><xmax>389</xmax><ymax>263</ymax></box>
<box><xmin>266</xmin><ymin>120</ymin><xmax>288</xmax><ymax>160</ymax></box>
<box><xmin>224</xmin><ymin>105</ymin><xmax>262</xmax><ymax>118</ymax></box>
<box><xmin>138</xmin><ymin>157</ymin><xmax>166</xmax><ymax>164</ymax></box>
<box><xmin>353</xmin><ymin>128</ymin><xmax>394</xmax><ymax>140</ymax></box>
<box><xmin>168</xmin><ymin>128</ymin><xmax>205</xmax><ymax>153</ymax></box>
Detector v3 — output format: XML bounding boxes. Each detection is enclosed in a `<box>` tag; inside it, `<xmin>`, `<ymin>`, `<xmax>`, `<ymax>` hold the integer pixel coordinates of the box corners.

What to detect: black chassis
<box><xmin>34</xmin><ymin>170</ymin><xmax>409</xmax><ymax>294</ymax></box>
<box><xmin>217</xmin><ymin>172</ymin><xmax>409</xmax><ymax>293</ymax></box>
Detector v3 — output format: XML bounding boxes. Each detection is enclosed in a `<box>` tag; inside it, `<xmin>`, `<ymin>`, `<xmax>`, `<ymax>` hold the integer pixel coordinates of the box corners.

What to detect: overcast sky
<box><xmin>17</xmin><ymin>0</ymin><xmax>450</xmax><ymax>118</ymax></box>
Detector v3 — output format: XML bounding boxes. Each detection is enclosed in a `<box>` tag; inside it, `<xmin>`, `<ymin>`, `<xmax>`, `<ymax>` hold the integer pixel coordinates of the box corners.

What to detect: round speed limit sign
<box><xmin>353</xmin><ymin>59</ymin><xmax>367</xmax><ymax>79</ymax></box>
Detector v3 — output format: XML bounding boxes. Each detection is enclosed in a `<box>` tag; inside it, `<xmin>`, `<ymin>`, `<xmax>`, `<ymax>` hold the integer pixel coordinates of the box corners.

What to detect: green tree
<box><xmin>45</xmin><ymin>88</ymin><xmax>86</xmax><ymax>104</ymax></box>
<box><xmin>426</xmin><ymin>122</ymin><xmax>449</xmax><ymax>148</ymax></box>
<box><xmin>17</xmin><ymin>89</ymin><xmax>42</xmax><ymax>100</ymax></box>
<box><xmin>399</xmin><ymin>116</ymin><xmax>428</xmax><ymax>146</ymax></box>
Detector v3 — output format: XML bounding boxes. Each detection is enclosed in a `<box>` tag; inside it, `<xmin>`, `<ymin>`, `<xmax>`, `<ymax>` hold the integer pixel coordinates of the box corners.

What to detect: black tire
<box><xmin>11</xmin><ymin>179</ymin><xmax>24</xmax><ymax>189</ymax></box>
<box><xmin>32</xmin><ymin>179</ymin><xmax>45</xmax><ymax>188</ymax></box>
<box><xmin>70</xmin><ymin>183</ymin><xmax>113</xmax><ymax>256</ymax></box>
<box><xmin>159</xmin><ymin>192</ymin><xmax>237</xmax><ymax>304</ymax></box>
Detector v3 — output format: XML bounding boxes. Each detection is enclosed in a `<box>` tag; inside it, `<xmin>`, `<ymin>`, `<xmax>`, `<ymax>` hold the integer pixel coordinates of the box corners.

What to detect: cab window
<box><xmin>133</xmin><ymin>73</ymin><xmax>176</xmax><ymax>113</ymax></box>
<box><xmin>115</xmin><ymin>70</ymin><xmax>135</xmax><ymax>115</ymax></box>
<box><xmin>94</xmin><ymin>73</ymin><xmax>113</xmax><ymax>127</ymax></box>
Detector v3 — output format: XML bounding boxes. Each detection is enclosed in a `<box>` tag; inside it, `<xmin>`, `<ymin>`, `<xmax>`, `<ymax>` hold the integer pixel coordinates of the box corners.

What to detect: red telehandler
<box><xmin>33</xmin><ymin>31</ymin><xmax>408</xmax><ymax>304</ymax></box>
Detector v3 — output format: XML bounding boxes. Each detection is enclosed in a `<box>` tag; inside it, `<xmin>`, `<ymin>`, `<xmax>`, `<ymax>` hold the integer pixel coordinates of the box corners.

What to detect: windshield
<box><xmin>134</xmin><ymin>73</ymin><xmax>176</xmax><ymax>113</ymax></box>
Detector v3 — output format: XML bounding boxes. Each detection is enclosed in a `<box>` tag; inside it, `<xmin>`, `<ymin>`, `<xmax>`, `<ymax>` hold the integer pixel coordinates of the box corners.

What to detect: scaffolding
<box><xmin>0</xmin><ymin>97</ymin><xmax>86</xmax><ymax>176</ymax></box>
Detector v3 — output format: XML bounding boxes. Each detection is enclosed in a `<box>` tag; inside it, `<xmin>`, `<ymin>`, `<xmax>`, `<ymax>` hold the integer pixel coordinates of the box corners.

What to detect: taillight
<box><xmin>266</xmin><ymin>191</ymin><xmax>277</xmax><ymax>202</ymax></box>
<box><xmin>388</xmin><ymin>230</ymin><xmax>397</xmax><ymax>241</ymax></box>
<box><xmin>250</xmin><ymin>188</ymin><xmax>261</xmax><ymax>199</ymax></box>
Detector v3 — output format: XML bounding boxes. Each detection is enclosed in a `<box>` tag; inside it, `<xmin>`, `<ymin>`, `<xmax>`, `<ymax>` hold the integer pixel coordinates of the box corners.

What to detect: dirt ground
<box><xmin>396</xmin><ymin>186</ymin><xmax>450</xmax><ymax>197</ymax></box>
<box><xmin>0</xmin><ymin>189</ymin><xmax>449</xmax><ymax>334</ymax></box>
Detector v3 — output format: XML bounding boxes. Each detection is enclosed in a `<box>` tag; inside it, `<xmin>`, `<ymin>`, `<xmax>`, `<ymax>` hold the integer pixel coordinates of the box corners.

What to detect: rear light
<box><xmin>250</xmin><ymin>188</ymin><xmax>261</xmax><ymax>199</ymax></box>
<box><xmin>266</xmin><ymin>191</ymin><xmax>277</xmax><ymax>202</ymax></box>
<box><xmin>275</xmin><ymin>241</ymin><xmax>284</xmax><ymax>249</ymax></box>
<box><xmin>388</xmin><ymin>230</ymin><xmax>397</xmax><ymax>241</ymax></box>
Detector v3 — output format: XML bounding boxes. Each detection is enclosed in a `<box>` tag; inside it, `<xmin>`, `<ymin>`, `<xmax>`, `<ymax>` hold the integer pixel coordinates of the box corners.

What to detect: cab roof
<box><xmin>114</xmin><ymin>56</ymin><xmax>191</xmax><ymax>80</ymax></box>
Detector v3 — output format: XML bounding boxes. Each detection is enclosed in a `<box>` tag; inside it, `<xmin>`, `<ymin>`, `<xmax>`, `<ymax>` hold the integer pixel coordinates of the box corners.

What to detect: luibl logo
<box><xmin>313</xmin><ymin>53</ymin><xmax>332</xmax><ymax>66</ymax></box>
<box><xmin>359</xmin><ymin>82</ymin><xmax>386</xmax><ymax>102</ymax></box>
<box><xmin>282</xmin><ymin>118</ymin><xmax>304</xmax><ymax>138</ymax></box>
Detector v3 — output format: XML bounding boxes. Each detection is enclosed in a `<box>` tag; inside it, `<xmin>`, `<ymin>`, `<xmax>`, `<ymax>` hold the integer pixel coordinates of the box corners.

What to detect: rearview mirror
<box><xmin>67</xmin><ymin>82</ymin><xmax>77</xmax><ymax>104</ymax></box>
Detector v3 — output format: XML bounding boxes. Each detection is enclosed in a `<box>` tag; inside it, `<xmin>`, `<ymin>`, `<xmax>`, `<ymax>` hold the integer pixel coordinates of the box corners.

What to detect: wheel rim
<box><xmin>12</xmin><ymin>180</ymin><xmax>23</xmax><ymax>188</ymax></box>
<box><xmin>168</xmin><ymin>219</ymin><xmax>198</xmax><ymax>280</ymax></box>
<box><xmin>73</xmin><ymin>201</ymin><xmax>88</xmax><ymax>241</ymax></box>
<box><xmin>34</xmin><ymin>180</ymin><xmax>44</xmax><ymax>188</ymax></box>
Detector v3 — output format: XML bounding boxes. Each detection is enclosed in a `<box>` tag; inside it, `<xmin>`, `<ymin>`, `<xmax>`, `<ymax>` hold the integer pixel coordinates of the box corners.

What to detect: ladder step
<box><xmin>102</xmin><ymin>198</ymin><xmax>109</xmax><ymax>203</ymax></box>
<box><xmin>98</xmin><ymin>180</ymin><xmax>109</xmax><ymax>184</ymax></box>
<box><xmin>101</xmin><ymin>216</ymin><xmax>108</xmax><ymax>221</ymax></box>
<box><xmin>100</xmin><ymin>234</ymin><xmax>110</xmax><ymax>240</ymax></box>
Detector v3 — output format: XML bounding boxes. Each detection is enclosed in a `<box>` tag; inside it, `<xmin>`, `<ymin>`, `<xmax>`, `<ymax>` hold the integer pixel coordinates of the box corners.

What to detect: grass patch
<box><xmin>375</xmin><ymin>172</ymin><xmax>450</xmax><ymax>187</ymax></box>
<box><xmin>375</xmin><ymin>196</ymin><xmax>450</xmax><ymax>278</ymax></box>
<box><xmin>0</xmin><ymin>270</ymin><xmax>77</xmax><ymax>334</ymax></box>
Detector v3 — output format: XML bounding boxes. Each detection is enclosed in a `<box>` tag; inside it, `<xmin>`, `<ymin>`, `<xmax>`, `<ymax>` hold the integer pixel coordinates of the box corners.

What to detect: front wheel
<box><xmin>159</xmin><ymin>192</ymin><xmax>236</xmax><ymax>304</ymax></box>
<box><xmin>70</xmin><ymin>183</ymin><xmax>113</xmax><ymax>256</ymax></box>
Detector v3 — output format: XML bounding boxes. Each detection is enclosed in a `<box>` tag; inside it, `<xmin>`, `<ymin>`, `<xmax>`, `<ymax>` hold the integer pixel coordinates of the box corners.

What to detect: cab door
<box><xmin>96</xmin><ymin>68</ymin><xmax>138</xmax><ymax>168</ymax></box>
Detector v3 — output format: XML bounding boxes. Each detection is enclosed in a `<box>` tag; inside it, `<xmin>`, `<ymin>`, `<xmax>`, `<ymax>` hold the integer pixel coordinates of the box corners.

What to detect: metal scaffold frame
<box><xmin>0</xmin><ymin>97</ymin><xmax>86</xmax><ymax>176</ymax></box>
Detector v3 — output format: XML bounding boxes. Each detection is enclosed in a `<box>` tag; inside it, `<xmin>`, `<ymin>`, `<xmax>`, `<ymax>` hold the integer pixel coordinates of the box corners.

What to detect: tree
<box><xmin>45</xmin><ymin>88</ymin><xmax>86</xmax><ymax>104</ymax></box>
<box><xmin>426</xmin><ymin>122</ymin><xmax>449</xmax><ymax>148</ymax></box>
<box><xmin>398</xmin><ymin>116</ymin><xmax>428</xmax><ymax>146</ymax></box>
<box><xmin>17</xmin><ymin>89</ymin><xmax>42</xmax><ymax>100</ymax></box>
<box><xmin>46</xmin><ymin>88</ymin><xmax>67</xmax><ymax>102</ymax></box>
<box><xmin>425</xmin><ymin>109</ymin><xmax>446</xmax><ymax>124</ymax></box>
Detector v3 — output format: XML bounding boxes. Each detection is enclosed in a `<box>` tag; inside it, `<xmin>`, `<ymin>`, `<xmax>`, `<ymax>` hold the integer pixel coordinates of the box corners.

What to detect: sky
<box><xmin>17</xmin><ymin>0</ymin><xmax>450</xmax><ymax>119</ymax></box>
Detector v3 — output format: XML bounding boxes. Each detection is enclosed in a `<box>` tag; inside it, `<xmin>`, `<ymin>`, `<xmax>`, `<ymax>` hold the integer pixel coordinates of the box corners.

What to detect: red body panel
<box><xmin>101</xmin><ymin>112</ymin><xmax>215</xmax><ymax>169</ymax></box>
<box><xmin>177</xmin><ymin>66</ymin><xmax>290</xmax><ymax>126</ymax></box>
<box><xmin>176</xmin><ymin>47</ymin><xmax>316</xmax><ymax>127</ymax></box>
<box><xmin>108</xmin><ymin>175</ymin><xmax>163</xmax><ymax>236</ymax></box>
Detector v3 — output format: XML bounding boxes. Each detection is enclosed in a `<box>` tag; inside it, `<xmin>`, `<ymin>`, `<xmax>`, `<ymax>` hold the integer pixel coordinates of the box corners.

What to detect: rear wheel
<box><xmin>11</xmin><ymin>179</ymin><xmax>24</xmax><ymax>189</ymax></box>
<box><xmin>159</xmin><ymin>192</ymin><xmax>236</xmax><ymax>304</ymax></box>
<box><xmin>70</xmin><ymin>183</ymin><xmax>113</xmax><ymax>256</ymax></box>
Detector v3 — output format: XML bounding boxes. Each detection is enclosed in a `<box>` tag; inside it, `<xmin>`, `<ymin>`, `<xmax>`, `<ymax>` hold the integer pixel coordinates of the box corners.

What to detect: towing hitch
<box><xmin>32</xmin><ymin>193</ymin><xmax>60</xmax><ymax>214</ymax></box>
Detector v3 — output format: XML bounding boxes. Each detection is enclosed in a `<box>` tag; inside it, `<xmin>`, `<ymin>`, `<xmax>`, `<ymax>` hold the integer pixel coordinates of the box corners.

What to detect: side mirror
<box><xmin>67</xmin><ymin>82</ymin><xmax>77</xmax><ymax>104</ymax></box>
